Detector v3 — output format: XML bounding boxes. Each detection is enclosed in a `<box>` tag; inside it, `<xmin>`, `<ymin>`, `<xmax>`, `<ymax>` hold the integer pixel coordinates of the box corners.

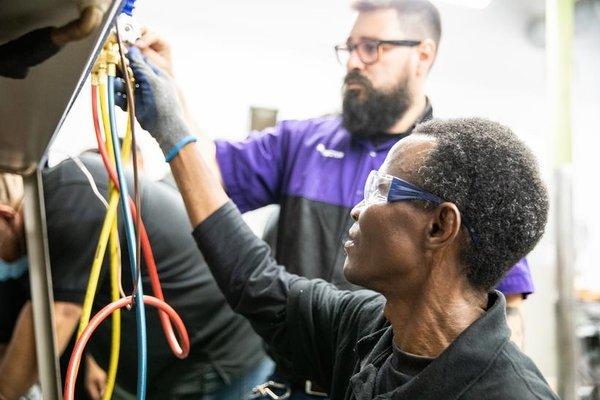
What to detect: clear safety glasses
<box><xmin>363</xmin><ymin>170</ymin><xmax>443</xmax><ymax>205</ymax></box>
<box><xmin>362</xmin><ymin>170</ymin><xmax>477</xmax><ymax>242</ymax></box>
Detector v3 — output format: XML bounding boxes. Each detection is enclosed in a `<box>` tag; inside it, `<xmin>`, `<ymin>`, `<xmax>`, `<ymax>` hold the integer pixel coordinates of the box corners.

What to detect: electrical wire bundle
<box><xmin>63</xmin><ymin>21</ymin><xmax>190</xmax><ymax>400</ymax></box>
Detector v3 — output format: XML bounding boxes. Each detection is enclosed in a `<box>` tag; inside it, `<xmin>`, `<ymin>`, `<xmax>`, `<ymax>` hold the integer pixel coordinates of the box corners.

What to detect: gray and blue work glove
<box><xmin>115</xmin><ymin>46</ymin><xmax>196</xmax><ymax>161</ymax></box>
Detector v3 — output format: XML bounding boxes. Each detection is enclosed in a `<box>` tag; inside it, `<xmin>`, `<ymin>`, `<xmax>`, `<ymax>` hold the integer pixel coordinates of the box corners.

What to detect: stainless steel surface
<box><xmin>0</xmin><ymin>0</ymin><xmax>123</xmax><ymax>173</ymax></box>
<box><xmin>556</xmin><ymin>167</ymin><xmax>578</xmax><ymax>400</ymax></box>
<box><xmin>0</xmin><ymin>0</ymin><xmax>75</xmax><ymax>41</ymax></box>
<box><xmin>23</xmin><ymin>170</ymin><xmax>61</xmax><ymax>400</ymax></box>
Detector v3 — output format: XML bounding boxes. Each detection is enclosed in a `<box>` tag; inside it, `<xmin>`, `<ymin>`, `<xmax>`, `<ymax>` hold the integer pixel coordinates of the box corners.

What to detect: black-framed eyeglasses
<box><xmin>334</xmin><ymin>39</ymin><xmax>421</xmax><ymax>66</ymax></box>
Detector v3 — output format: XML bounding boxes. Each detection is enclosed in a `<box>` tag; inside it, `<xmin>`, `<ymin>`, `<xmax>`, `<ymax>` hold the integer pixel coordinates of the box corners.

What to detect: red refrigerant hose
<box><xmin>64</xmin><ymin>295</ymin><xmax>187</xmax><ymax>400</ymax></box>
<box><xmin>91</xmin><ymin>85</ymin><xmax>189</xmax><ymax>357</ymax></box>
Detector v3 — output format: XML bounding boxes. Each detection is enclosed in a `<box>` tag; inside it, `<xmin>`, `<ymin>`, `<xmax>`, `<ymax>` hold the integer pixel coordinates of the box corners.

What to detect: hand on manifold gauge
<box><xmin>113</xmin><ymin>46</ymin><xmax>193</xmax><ymax>160</ymax></box>
<box><xmin>134</xmin><ymin>27</ymin><xmax>174</xmax><ymax>77</ymax></box>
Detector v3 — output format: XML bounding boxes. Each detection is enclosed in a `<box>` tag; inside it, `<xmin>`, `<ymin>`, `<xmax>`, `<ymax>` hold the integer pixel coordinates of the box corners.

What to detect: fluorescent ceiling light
<box><xmin>434</xmin><ymin>0</ymin><xmax>493</xmax><ymax>9</ymax></box>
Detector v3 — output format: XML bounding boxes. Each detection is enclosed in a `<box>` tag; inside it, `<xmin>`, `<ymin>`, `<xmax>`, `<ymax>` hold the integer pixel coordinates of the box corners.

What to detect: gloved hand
<box><xmin>117</xmin><ymin>46</ymin><xmax>193</xmax><ymax>158</ymax></box>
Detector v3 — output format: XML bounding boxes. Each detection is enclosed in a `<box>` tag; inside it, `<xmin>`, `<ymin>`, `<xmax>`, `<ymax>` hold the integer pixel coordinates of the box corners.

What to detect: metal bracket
<box><xmin>23</xmin><ymin>169</ymin><xmax>62</xmax><ymax>400</ymax></box>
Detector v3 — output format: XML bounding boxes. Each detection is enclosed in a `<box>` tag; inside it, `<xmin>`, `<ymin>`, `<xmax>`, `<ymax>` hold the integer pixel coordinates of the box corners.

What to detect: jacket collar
<box><xmin>350</xmin><ymin>291</ymin><xmax>510</xmax><ymax>400</ymax></box>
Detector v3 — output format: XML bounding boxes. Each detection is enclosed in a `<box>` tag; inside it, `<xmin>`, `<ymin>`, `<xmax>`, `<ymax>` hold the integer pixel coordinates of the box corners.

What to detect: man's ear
<box><xmin>416</xmin><ymin>38</ymin><xmax>437</xmax><ymax>77</ymax></box>
<box><xmin>425</xmin><ymin>202</ymin><xmax>461</xmax><ymax>249</ymax></box>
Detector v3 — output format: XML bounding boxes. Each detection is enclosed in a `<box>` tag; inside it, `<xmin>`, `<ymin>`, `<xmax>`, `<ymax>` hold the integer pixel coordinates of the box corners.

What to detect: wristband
<box><xmin>165</xmin><ymin>135</ymin><xmax>198</xmax><ymax>162</ymax></box>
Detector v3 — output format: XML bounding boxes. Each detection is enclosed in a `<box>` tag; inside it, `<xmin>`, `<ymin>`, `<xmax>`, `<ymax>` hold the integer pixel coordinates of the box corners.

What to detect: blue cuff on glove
<box><xmin>165</xmin><ymin>135</ymin><xmax>198</xmax><ymax>162</ymax></box>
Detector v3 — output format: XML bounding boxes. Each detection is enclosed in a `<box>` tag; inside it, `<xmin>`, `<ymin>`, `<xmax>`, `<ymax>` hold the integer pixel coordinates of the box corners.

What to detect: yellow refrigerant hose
<box><xmin>77</xmin><ymin>46</ymin><xmax>133</xmax><ymax>399</ymax></box>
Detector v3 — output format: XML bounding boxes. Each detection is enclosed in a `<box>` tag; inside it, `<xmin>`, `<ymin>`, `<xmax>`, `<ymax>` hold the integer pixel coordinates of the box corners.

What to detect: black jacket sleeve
<box><xmin>192</xmin><ymin>202</ymin><xmax>385</xmax><ymax>389</ymax></box>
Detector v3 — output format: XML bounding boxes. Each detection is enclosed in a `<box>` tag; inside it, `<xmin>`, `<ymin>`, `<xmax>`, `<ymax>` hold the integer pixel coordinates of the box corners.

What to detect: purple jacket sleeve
<box><xmin>495</xmin><ymin>258</ymin><xmax>534</xmax><ymax>297</ymax></box>
<box><xmin>215</xmin><ymin>125</ymin><xmax>288</xmax><ymax>213</ymax></box>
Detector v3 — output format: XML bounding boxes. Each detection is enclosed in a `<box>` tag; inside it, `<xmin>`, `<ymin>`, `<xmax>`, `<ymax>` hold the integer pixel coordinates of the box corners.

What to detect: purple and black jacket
<box><xmin>215</xmin><ymin>111</ymin><xmax>534</xmax><ymax>296</ymax></box>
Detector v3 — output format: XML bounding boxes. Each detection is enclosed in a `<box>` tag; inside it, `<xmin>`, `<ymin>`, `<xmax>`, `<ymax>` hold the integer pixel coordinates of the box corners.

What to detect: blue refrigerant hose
<box><xmin>107</xmin><ymin>75</ymin><xmax>148</xmax><ymax>399</ymax></box>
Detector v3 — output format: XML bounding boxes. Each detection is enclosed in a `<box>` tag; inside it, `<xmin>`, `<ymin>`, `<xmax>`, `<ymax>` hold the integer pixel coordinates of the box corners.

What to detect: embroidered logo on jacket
<box><xmin>316</xmin><ymin>143</ymin><xmax>344</xmax><ymax>159</ymax></box>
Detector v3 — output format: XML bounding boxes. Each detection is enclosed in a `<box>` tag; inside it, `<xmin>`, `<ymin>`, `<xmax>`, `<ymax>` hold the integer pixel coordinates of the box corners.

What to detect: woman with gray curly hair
<box><xmin>150</xmin><ymin>114</ymin><xmax>558</xmax><ymax>399</ymax></box>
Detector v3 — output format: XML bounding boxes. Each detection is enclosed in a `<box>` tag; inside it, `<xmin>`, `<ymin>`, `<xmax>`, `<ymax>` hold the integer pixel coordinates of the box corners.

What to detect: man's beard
<box><xmin>342</xmin><ymin>71</ymin><xmax>412</xmax><ymax>138</ymax></box>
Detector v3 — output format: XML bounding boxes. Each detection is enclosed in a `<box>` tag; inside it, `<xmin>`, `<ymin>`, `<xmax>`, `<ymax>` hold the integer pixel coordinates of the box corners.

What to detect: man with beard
<box><xmin>126</xmin><ymin>0</ymin><xmax>534</xmax><ymax>397</ymax></box>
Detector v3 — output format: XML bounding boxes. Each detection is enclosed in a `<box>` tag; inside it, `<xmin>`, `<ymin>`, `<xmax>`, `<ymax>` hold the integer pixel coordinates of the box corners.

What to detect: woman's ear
<box><xmin>425</xmin><ymin>202</ymin><xmax>462</xmax><ymax>249</ymax></box>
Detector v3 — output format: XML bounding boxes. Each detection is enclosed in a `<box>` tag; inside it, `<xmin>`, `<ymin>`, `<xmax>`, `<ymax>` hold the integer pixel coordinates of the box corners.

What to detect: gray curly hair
<box><xmin>410</xmin><ymin>117</ymin><xmax>548</xmax><ymax>291</ymax></box>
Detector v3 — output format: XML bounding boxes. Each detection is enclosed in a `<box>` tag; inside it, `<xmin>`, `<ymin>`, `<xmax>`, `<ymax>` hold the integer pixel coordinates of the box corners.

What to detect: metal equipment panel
<box><xmin>0</xmin><ymin>0</ymin><xmax>123</xmax><ymax>173</ymax></box>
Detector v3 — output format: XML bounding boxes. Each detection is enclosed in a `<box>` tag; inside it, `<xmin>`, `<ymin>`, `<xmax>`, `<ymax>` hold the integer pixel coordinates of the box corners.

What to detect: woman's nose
<box><xmin>350</xmin><ymin>199</ymin><xmax>366</xmax><ymax>222</ymax></box>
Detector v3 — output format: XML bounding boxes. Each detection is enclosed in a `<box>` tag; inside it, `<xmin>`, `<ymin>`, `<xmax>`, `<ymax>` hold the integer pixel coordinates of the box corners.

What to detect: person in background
<box><xmin>0</xmin><ymin>152</ymin><xmax>271</xmax><ymax>400</ymax></box>
<box><xmin>128</xmin><ymin>1</ymin><xmax>536</xmax><ymax>397</ymax></box>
